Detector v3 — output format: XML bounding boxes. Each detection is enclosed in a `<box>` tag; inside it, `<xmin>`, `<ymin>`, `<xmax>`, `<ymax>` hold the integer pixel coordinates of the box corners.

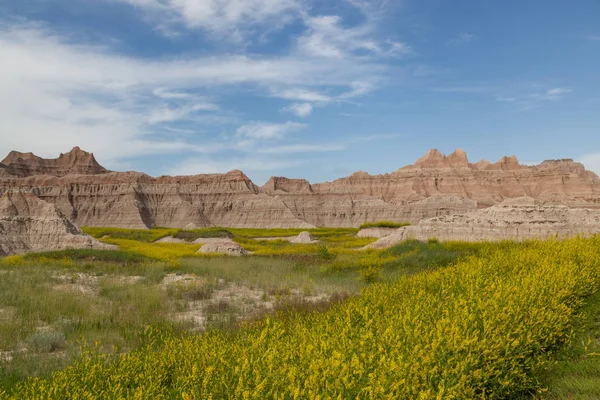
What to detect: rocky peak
<box><xmin>447</xmin><ymin>148</ymin><xmax>469</xmax><ymax>168</ymax></box>
<box><xmin>474</xmin><ymin>159</ymin><xmax>491</xmax><ymax>170</ymax></box>
<box><xmin>262</xmin><ymin>176</ymin><xmax>313</xmax><ymax>193</ymax></box>
<box><xmin>490</xmin><ymin>155</ymin><xmax>523</xmax><ymax>170</ymax></box>
<box><xmin>413</xmin><ymin>149</ymin><xmax>449</xmax><ymax>169</ymax></box>
<box><xmin>1</xmin><ymin>147</ymin><xmax>108</xmax><ymax>177</ymax></box>
<box><xmin>537</xmin><ymin>159</ymin><xmax>586</xmax><ymax>174</ymax></box>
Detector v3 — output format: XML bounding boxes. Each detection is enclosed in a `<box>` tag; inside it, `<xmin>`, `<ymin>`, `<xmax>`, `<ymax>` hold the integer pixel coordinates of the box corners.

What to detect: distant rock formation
<box><xmin>0</xmin><ymin>147</ymin><xmax>599</xmax><ymax>228</ymax></box>
<box><xmin>0</xmin><ymin>191</ymin><xmax>115</xmax><ymax>255</ymax></box>
<box><xmin>289</xmin><ymin>231</ymin><xmax>318</xmax><ymax>244</ymax></box>
<box><xmin>198</xmin><ymin>241</ymin><xmax>247</xmax><ymax>256</ymax></box>
<box><xmin>1</xmin><ymin>147</ymin><xmax>107</xmax><ymax>177</ymax></box>
<box><xmin>366</xmin><ymin>197</ymin><xmax>600</xmax><ymax>248</ymax></box>
<box><xmin>356</xmin><ymin>227</ymin><xmax>398</xmax><ymax>238</ymax></box>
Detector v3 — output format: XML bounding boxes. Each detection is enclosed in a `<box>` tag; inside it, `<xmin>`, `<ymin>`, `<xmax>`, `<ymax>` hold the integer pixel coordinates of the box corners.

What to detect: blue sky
<box><xmin>1</xmin><ymin>0</ymin><xmax>599</xmax><ymax>184</ymax></box>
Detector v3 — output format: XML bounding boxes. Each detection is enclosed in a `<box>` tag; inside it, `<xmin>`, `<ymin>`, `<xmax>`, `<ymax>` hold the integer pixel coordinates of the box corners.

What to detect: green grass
<box><xmin>358</xmin><ymin>220</ymin><xmax>410</xmax><ymax>229</ymax></box>
<box><xmin>537</xmin><ymin>289</ymin><xmax>600</xmax><ymax>399</ymax></box>
<box><xmin>0</xmin><ymin>261</ymin><xmax>198</xmax><ymax>392</ymax></box>
<box><xmin>3</xmin><ymin>237</ymin><xmax>600</xmax><ymax>398</ymax></box>
<box><xmin>82</xmin><ymin>227</ymin><xmax>178</xmax><ymax>243</ymax></box>
<box><xmin>173</xmin><ymin>228</ymin><xmax>233</xmax><ymax>241</ymax></box>
<box><xmin>228</xmin><ymin>227</ymin><xmax>358</xmax><ymax>238</ymax></box>
<box><xmin>0</xmin><ymin>232</ymin><xmax>476</xmax><ymax>391</ymax></box>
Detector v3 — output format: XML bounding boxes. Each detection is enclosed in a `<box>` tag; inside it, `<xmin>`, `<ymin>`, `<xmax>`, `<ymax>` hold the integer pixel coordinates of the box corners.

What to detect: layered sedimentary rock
<box><xmin>356</xmin><ymin>227</ymin><xmax>398</xmax><ymax>238</ymax></box>
<box><xmin>0</xmin><ymin>147</ymin><xmax>599</xmax><ymax>228</ymax></box>
<box><xmin>366</xmin><ymin>197</ymin><xmax>600</xmax><ymax>248</ymax></box>
<box><xmin>1</xmin><ymin>147</ymin><xmax>107</xmax><ymax>177</ymax></box>
<box><xmin>0</xmin><ymin>191</ymin><xmax>114</xmax><ymax>255</ymax></box>
<box><xmin>198</xmin><ymin>241</ymin><xmax>247</xmax><ymax>256</ymax></box>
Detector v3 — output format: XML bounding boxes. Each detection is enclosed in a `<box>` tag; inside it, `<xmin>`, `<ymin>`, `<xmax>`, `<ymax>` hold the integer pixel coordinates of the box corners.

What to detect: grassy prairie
<box><xmin>1</xmin><ymin>228</ymin><xmax>600</xmax><ymax>398</ymax></box>
<box><xmin>538</xmin><ymin>289</ymin><xmax>600</xmax><ymax>399</ymax></box>
<box><xmin>0</xmin><ymin>229</ymin><xmax>470</xmax><ymax>391</ymax></box>
<box><xmin>1</xmin><ymin>237</ymin><xmax>599</xmax><ymax>398</ymax></box>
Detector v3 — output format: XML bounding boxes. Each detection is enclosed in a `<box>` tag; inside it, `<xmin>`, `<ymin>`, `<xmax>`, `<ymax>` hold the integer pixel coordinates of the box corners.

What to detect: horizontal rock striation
<box><xmin>0</xmin><ymin>147</ymin><xmax>599</xmax><ymax>228</ymax></box>
<box><xmin>366</xmin><ymin>197</ymin><xmax>600</xmax><ymax>248</ymax></box>
<box><xmin>0</xmin><ymin>191</ymin><xmax>114</xmax><ymax>255</ymax></box>
<box><xmin>1</xmin><ymin>147</ymin><xmax>107</xmax><ymax>177</ymax></box>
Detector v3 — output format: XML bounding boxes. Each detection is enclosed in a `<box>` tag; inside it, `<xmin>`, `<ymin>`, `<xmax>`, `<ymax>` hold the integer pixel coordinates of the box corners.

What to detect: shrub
<box><xmin>26</xmin><ymin>330</ymin><xmax>66</xmax><ymax>353</ymax></box>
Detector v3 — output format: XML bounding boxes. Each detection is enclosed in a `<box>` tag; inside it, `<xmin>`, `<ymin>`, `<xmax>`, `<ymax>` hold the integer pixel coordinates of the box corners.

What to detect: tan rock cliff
<box><xmin>0</xmin><ymin>191</ymin><xmax>115</xmax><ymax>255</ymax></box>
<box><xmin>1</xmin><ymin>147</ymin><xmax>599</xmax><ymax>229</ymax></box>
<box><xmin>366</xmin><ymin>197</ymin><xmax>600</xmax><ymax>248</ymax></box>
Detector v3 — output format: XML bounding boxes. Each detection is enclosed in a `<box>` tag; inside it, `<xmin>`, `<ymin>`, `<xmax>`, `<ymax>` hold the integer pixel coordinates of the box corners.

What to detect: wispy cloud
<box><xmin>236</xmin><ymin>121</ymin><xmax>305</xmax><ymax>140</ymax></box>
<box><xmin>584</xmin><ymin>34</ymin><xmax>600</xmax><ymax>41</ymax></box>
<box><xmin>0</xmin><ymin>18</ymin><xmax>398</xmax><ymax>164</ymax></box>
<box><xmin>432</xmin><ymin>86</ymin><xmax>492</xmax><ymax>93</ymax></box>
<box><xmin>530</xmin><ymin>87</ymin><xmax>572</xmax><ymax>101</ymax></box>
<box><xmin>272</xmin><ymin>88</ymin><xmax>332</xmax><ymax>102</ymax></box>
<box><xmin>113</xmin><ymin>0</ymin><xmax>303</xmax><ymax>41</ymax></box>
<box><xmin>256</xmin><ymin>144</ymin><xmax>343</xmax><ymax>154</ymax></box>
<box><xmin>297</xmin><ymin>15</ymin><xmax>411</xmax><ymax>60</ymax></box>
<box><xmin>447</xmin><ymin>33</ymin><xmax>476</xmax><ymax>45</ymax></box>
<box><xmin>283</xmin><ymin>103</ymin><xmax>313</xmax><ymax>117</ymax></box>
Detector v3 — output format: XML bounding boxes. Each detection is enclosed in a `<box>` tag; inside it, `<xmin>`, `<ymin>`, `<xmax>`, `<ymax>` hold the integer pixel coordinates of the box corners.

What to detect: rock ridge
<box><xmin>0</xmin><ymin>191</ymin><xmax>114</xmax><ymax>255</ymax></box>
<box><xmin>1</xmin><ymin>148</ymin><xmax>599</xmax><ymax>228</ymax></box>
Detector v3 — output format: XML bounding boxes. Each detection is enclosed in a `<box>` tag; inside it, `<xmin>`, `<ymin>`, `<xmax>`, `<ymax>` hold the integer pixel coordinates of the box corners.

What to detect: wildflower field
<box><xmin>0</xmin><ymin>231</ymin><xmax>599</xmax><ymax>398</ymax></box>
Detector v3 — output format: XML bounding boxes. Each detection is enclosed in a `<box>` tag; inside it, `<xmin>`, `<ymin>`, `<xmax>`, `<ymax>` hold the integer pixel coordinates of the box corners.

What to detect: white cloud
<box><xmin>578</xmin><ymin>153</ymin><xmax>600</xmax><ymax>175</ymax></box>
<box><xmin>447</xmin><ymin>33</ymin><xmax>476</xmax><ymax>45</ymax></box>
<box><xmin>115</xmin><ymin>0</ymin><xmax>302</xmax><ymax>41</ymax></box>
<box><xmin>531</xmin><ymin>87</ymin><xmax>572</xmax><ymax>101</ymax></box>
<box><xmin>273</xmin><ymin>88</ymin><xmax>332</xmax><ymax>103</ymax></box>
<box><xmin>0</xmin><ymin>21</ymin><xmax>391</xmax><ymax>165</ymax></box>
<box><xmin>338</xmin><ymin>81</ymin><xmax>376</xmax><ymax>99</ymax></box>
<box><xmin>297</xmin><ymin>15</ymin><xmax>411</xmax><ymax>59</ymax></box>
<box><xmin>585</xmin><ymin>34</ymin><xmax>600</xmax><ymax>41</ymax></box>
<box><xmin>236</xmin><ymin>121</ymin><xmax>306</xmax><ymax>140</ymax></box>
<box><xmin>256</xmin><ymin>144</ymin><xmax>343</xmax><ymax>154</ymax></box>
<box><xmin>283</xmin><ymin>103</ymin><xmax>313</xmax><ymax>117</ymax></box>
<box><xmin>147</xmin><ymin>102</ymin><xmax>219</xmax><ymax>124</ymax></box>
<box><xmin>433</xmin><ymin>86</ymin><xmax>493</xmax><ymax>93</ymax></box>
<box><xmin>153</xmin><ymin>88</ymin><xmax>194</xmax><ymax>99</ymax></box>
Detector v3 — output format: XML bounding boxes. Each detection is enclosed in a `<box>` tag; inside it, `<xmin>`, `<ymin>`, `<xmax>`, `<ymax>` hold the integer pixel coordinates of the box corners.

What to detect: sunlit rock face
<box><xmin>0</xmin><ymin>147</ymin><xmax>599</xmax><ymax>229</ymax></box>
<box><xmin>0</xmin><ymin>191</ymin><xmax>114</xmax><ymax>255</ymax></box>
<box><xmin>365</xmin><ymin>197</ymin><xmax>600</xmax><ymax>249</ymax></box>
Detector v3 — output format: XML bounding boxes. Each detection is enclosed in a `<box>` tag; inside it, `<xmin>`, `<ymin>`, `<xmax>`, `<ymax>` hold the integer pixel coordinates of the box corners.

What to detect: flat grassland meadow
<box><xmin>0</xmin><ymin>227</ymin><xmax>599</xmax><ymax>398</ymax></box>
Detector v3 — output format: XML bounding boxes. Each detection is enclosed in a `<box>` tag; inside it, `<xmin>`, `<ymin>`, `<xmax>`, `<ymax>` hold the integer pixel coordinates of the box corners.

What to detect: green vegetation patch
<box><xmin>538</xmin><ymin>289</ymin><xmax>600</xmax><ymax>399</ymax></box>
<box><xmin>173</xmin><ymin>228</ymin><xmax>233</xmax><ymax>242</ymax></box>
<box><xmin>83</xmin><ymin>227</ymin><xmax>178</xmax><ymax>243</ymax></box>
<box><xmin>3</xmin><ymin>237</ymin><xmax>600</xmax><ymax>398</ymax></box>
<box><xmin>358</xmin><ymin>220</ymin><xmax>410</xmax><ymax>229</ymax></box>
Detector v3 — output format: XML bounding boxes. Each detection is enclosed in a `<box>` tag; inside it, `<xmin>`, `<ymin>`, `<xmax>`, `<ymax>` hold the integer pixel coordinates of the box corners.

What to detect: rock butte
<box><xmin>0</xmin><ymin>191</ymin><xmax>114</xmax><ymax>255</ymax></box>
<box><xmin>366</xmin><ymin>197</ymin><xmax>600</xmax><ymax>249</ymax></box>
<box><xmin>0</xmin><ymin>147</ymin><xmax>599</xmax><ymax>229</ymax></box>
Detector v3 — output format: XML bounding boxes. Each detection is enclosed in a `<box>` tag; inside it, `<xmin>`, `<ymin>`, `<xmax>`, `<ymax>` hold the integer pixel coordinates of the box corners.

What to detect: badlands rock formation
<box><xmin>198</xmin><ymin>241</ymin><xmax>247</xmax><ymax>256</ymax></box>
<box><xmin>289</xmin><ymin>231</ymin><xmax>318</xmax><ymax>244</ymax></box>
<box><xmin>1</xmin><ymin>147</ymin><xmax>107</xmax><ymax>177</ymax></box>
<box><xmin>366</xmin><ymin>197</ymin><xmax>600</xmax><ymax>248</ymax></box>
<box><xmin>0</xmin><ymin>191</ymin><xmax>114</xmax><ymax>255</ymax></box>
<box><xmin>0</xmin><ymin>147</ymin><xmax>599</xmax><ymax>229</ymax></box>
<box><xmin>356</xmin><ymin>227</ymin><xmax>398</xmax><ymax>238</ymax></box>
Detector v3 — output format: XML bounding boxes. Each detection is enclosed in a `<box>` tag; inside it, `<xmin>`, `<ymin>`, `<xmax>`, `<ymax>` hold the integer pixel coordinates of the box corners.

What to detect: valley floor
<box><xmin>0</xmin><ymin>228</ymin><xmax>598</xmax><ymax>398</ymax></box>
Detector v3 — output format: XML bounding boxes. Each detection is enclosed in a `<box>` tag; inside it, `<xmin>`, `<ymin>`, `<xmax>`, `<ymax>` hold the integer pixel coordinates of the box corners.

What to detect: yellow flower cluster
<box><xmin>102</xmin><ymin>239</ymin><xmax>202</xmax><ymax>261</ymax></box>
<box><xmin>3</xmin><ymin>237</ymin><xmax>600</xmax><ymax>399</ymax></box>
